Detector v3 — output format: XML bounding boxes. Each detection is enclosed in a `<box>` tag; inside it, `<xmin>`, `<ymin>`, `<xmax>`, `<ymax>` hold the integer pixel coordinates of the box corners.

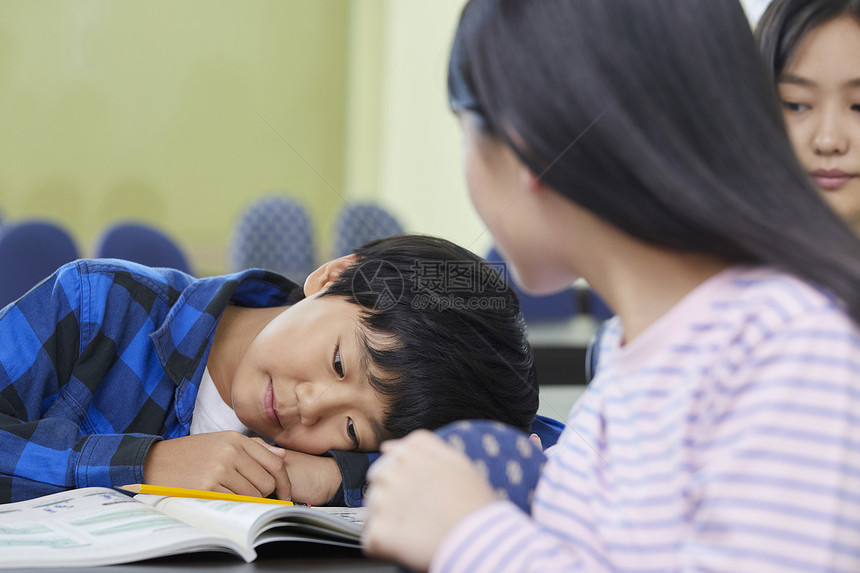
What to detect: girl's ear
<box><xmin>303</xmin><ymin>254</ymin><xmax>360</xmax><ymax>297</ymax></box>
<box><xmin>521</xmin><ymin>164</ymin><xmax>549</xmax><ymax>195</ymax></box>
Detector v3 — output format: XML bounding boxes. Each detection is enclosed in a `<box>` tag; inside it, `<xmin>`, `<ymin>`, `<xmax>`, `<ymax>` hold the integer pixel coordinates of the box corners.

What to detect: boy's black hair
<box><xmin>319</xmin><ymin>234</ymin><xmax>538</xmax><ymax>438</ymax></box>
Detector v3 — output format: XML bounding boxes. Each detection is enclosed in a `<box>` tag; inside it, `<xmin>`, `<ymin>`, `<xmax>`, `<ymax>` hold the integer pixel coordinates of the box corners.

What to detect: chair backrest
<box><xmin>331</xmin><ymin>202</ymin><xmax>404</xmax><ymax>258</ymax></box>
<box><xmin>229</xmin><ymin>195</ymin><xmax>316</xmax><ymax>284</ymax></box>
<box><xmin>0</xmin><ymin>220</ymin><xmax>80</xmax><ymax>308</ymax></box>
<box><xmin>94</xmin><ymin>221</ymin><xmax>193</xmax><ymax>275</ymax></box>
<box><xmin>486</xmin><ymin>247</ymin><xmax>577</xmax><ymax>323</ymax></box>
<box><xmin>485</xmin><ymin>247</ymin><xmax>614</xmax><ymax>324</ymax></box>
<box><xmin>585</xmin><ymin>289</ymin><xmax>613</xmax><ymax>322</ymax></box>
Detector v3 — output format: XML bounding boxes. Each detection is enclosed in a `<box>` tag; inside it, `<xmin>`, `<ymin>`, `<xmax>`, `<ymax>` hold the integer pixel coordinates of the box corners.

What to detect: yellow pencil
<box><xmin>117</xmin><ymin>484</ymin><xmax>304</xmax><ymax>506</ymax></box>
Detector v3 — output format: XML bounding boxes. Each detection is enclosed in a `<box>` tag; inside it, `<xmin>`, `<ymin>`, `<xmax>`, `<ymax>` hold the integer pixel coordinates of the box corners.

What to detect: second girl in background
<box><xmin>756</xmin><ymin>0</ymin><xmax>860</xmax><ymax>233</ymax></box>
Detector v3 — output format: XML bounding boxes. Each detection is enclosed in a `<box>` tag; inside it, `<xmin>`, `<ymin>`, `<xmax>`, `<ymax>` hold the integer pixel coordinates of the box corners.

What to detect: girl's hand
<box><xmin>361</xmin><ymin>430</ymin><xmax>496</xmax><ymax>571</ymax></box>
<box><xmin>143</xmin><ymin>431</ymin><xmax>292</xmax><ymax>500</ymax></box>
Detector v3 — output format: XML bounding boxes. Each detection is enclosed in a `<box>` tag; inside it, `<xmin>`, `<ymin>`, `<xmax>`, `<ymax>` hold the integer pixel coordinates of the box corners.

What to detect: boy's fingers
<box><xmin>250</xmin><ymin>437</ymin><xmax>287</xmax><ymax>458</ymax></box>
<box><xmin>218</xmin><ymin>470</ymin><xmax>264</xmax><ymax>498</ymax></box>
<box><xmin>243</xmin><ymin>438</ymin><xmax>292</xmax><ymax>501</ymax></box>
<box><xmin>529</xmin><ymin>433</ymin><xmax>542</xmax><ymax>450</ymax></box>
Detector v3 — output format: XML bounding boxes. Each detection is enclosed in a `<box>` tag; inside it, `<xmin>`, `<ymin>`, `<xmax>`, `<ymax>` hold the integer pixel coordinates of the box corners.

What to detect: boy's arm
<box><xmin>0</xmin><ymin>414</ymin><xmax>160</xmax><ymax>502</ymax></box>
<box><xmin>0</xmin><ymin>262</ymin><xmax>159</xmax><ymax>502</ymax></box>
<box><xmin>325</xmin><ymin>450</ymin><xmax>380</xmax><ymax>507</ymax></box>
<box><xmin>321</xmin><ymin>416</ymin><xmax>562</xmax><ymax>508</ymax></box>
<box><xmin>266</xmin><ymin>448</ymin><xmax>374</xmax><ymax>507</ymax></box>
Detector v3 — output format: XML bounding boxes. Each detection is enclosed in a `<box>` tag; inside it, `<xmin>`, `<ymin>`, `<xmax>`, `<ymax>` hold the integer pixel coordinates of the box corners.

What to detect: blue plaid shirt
<box><xmin>0</xmin><ymin>259</ymin><xmax>309</xmax><ymax>503</ymax></box>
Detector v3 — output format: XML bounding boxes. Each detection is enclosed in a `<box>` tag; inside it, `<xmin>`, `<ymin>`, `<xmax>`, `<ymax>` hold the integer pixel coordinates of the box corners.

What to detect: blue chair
<box><xmin>486</xmin><ymin>247</ymin><xmax>613</xmax><ymax>323</ymax></box>
<box><xmin>94</xmin><ymin>221</ymin><xmax>193</xmax><ymax>275</ymax></box>
<box><xmin>0</xmin><ymin>220</ymin><xmax>80</xmax><ymax>308</ymax></box>
<box><xmin>331</xmin><ymin>202</ymin><xmax>404</xmax><ymax>258</ymax></box>
<box><xmin>229</xmin><ymin>195</ymin><xmax>316</xmax><ymax>284</ymax></box>
<box><xmin>586</xmin><ymin>288</ymin><xmax>615</xmax><ymax>322</ymax></box>
<box><xmin>486</xmin><ymin>247</ymin><xmax>577</xmax><ymax>323</ymax></box>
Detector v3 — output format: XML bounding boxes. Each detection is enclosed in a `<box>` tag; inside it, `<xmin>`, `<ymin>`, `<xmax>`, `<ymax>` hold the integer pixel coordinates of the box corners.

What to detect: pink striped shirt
<box><xmin>433</xmin><ymin>266</ymin><xmax>860</xmax><ymax>572</ymax></box>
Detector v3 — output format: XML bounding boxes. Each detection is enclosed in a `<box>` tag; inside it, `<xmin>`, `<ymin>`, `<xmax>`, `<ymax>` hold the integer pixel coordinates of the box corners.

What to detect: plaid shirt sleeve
<box><xmin>325</xmin><ymin>450</ymin><xmax>379</xmax><ymax>507</ymax></box>
<box><xmin>0</xmin><ymin>261</ymin><xmax>184</xmax><ymax>503</ymax></box>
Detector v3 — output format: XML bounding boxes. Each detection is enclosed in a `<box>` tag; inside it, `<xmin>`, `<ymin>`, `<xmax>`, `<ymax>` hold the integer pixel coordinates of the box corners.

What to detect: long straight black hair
<box><xmin>756</xmin><ymin>0</ymin><xmax>860</xmax><ymax>81</ymax></box>
<box><xmin>448</xmin><ymin>0</ymin><xmax>860</xmax><ymax>323</ymax></box>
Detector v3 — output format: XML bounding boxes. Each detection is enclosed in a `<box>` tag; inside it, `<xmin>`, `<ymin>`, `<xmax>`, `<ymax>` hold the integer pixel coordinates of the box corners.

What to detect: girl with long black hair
<box><xmin>361</xmin><ymin>1</ymin><xmax>860</xmax><ymax>571</ymax></box>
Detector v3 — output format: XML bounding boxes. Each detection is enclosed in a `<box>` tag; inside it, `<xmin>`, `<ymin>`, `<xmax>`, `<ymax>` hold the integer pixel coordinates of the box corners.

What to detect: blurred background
<box><xmin>0</xmin><ymin>0</ymin><xmax>484</xmax><ymax>277</ymax></box>
<box><xmin>0</xmin><ymin>0</ymin><xmax>768</xmax><ymax>276</ymax></box>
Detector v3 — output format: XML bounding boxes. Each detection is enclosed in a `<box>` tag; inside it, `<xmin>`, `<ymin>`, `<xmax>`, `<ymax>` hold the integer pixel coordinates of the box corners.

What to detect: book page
<box><xmin>138</xmin><ymin>495</ymin><xmax>364</xmax><ymax>550</ymax></box>
<box><xmin>0</xmin><ymin>488</ymin><xmax>252</xmax><ymax>568</ymax></box>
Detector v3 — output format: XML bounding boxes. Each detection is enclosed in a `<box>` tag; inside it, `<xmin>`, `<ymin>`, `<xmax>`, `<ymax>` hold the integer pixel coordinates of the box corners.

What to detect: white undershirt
<box><xmin>189</xmin><ymin>367</ymin><xmax>251</xmax><ymax>435</ymax></box>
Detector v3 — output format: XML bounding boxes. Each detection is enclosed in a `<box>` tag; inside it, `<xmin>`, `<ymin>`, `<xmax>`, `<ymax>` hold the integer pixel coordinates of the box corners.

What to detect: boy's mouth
<box><xmin>263</xmin><ymin>379</ymin><xmax>282</xmax><ymax>428</ymax></box>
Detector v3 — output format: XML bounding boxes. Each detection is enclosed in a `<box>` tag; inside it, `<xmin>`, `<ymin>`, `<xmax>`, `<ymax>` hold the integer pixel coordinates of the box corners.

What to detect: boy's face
<box><xmin>230</xmin><ymin>286</ymin><xmax>389</xmax><ymax>455</ymax></box>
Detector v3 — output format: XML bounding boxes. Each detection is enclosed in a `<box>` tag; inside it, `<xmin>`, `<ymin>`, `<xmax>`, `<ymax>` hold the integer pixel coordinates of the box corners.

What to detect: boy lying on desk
<box><xmin>0</xmin><ymin>234</ymin><xmax>562</xmax><ymax>506</ymax></box>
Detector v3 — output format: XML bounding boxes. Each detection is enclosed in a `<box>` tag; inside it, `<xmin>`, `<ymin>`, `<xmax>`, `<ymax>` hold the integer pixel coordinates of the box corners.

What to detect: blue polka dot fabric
<box><xmin>435</xmin><ymin>420</ymin><xmax>546</xmax><ymax>514</ymax></box>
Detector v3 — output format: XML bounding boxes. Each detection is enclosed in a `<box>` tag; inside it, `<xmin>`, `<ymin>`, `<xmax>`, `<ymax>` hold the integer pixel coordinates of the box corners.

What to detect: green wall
<box><xmin>0</xmin><ymin>1</ymin><xmax>767</xmax><ymax>278</ymax></box>
<box><xmin>0</xmin><ymin>1</ymin><xmax>349</xmax><ymax>275</ymax></box>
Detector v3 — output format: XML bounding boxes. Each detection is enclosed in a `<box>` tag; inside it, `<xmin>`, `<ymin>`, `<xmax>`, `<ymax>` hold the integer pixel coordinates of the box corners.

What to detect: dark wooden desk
<box><xmin>6</xmin><ymin>544</ymin><xmax>400</xmax><ymax>572</ymax></box>
<box><xmin>527</xmin><ymin>316</ymin><xmax>597</xmax><ymax>387</ymax></box>
<box><xmin>533</xmin><ymin>345</ymin><xmax>587</xmax><ymax>386</ymax></box>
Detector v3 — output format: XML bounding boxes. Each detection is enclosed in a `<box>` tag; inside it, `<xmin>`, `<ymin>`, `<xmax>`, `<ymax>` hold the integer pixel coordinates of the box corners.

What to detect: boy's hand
<box><xmin>361</xmin><ymin>430</ymin><xmax>496</xmax><ymax>570</ymax></box>
<box><xmin>143</xmin><ymin>432</ymin><xmax>292</xmax><ymax>500</ymax></box>
<box><xmin>270</xmin><ymin>446</ymin><xmax>341</xmax><ymax>506</ymax></box>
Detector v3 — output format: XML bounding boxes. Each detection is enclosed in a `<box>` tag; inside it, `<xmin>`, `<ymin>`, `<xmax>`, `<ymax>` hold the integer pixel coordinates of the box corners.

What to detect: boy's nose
<box><xmin>295</xmin><ymin>381</ymin><xmax>340</xmax><ymax>425</ymax></box>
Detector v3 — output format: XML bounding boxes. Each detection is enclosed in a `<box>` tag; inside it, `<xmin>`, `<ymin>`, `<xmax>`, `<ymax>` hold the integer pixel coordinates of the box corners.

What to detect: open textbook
<box><xmin>0</xmin><ymin>487</ymin><xmax>364</xmax><ymax>568</ymax></box>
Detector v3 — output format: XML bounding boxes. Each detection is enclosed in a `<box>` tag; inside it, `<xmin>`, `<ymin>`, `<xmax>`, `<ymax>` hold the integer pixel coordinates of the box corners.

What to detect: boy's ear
<box><xmin>303</xmin><ymin>254</ymin><xmax>360</xmax><ymax>297</ymax></box>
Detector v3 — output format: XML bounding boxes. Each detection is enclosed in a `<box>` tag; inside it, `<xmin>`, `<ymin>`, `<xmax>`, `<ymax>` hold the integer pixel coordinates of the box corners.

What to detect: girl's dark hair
<box><xmin>756</xmin><ymin>0</ymin><xmax>860</xmax><ymax>81</ymax></box>
<box><xmin>448</xmin><ymin>0</ymin><xmax>860</xmax><ymax>323</ymax></box>
<box><xmin>321</xmin><ymin>234</ymin><xmax>538</xmax><ymax>438</ymax></box>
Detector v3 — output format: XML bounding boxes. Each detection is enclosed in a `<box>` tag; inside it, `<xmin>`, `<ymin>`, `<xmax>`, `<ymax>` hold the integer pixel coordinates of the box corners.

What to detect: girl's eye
<box><xmin>782</xmin><ymin>101</ymin><xmax>809</xmax><ymax>113</ymax></box>
<box><xmin>333</xmin><ymin>345</ymin><xmax>344</xmax><ymax>378</ymax></box>
<box><xmin>346</xmin><ymin>418</ymin><xmax>358</xmax><ymax>449</ymax></box>
<box><xmin>852</xmin><ymin>104</ymin><xmax>860</xmax><ymax>113</ymax></box>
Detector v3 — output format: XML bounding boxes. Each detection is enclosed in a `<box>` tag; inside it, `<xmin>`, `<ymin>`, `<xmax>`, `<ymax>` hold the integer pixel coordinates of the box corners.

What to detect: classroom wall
<box><xmin>0</xmin><ymin>0</ymin><xmax>350</xmax><ymax>276</ymax></box>
<box><xmin>741</xmin><ymin>0</ymin><xmax>772</xmax><ymax>25</ymax></box>
<box><xmin>0</xmin><ymin>1</ymin><xmax>766</xmax><ymax>277</ymax></box>
<box><xmin>342</xmin><ymin>0</ymin><xmax>488</xmax><ymax>256</ymax></box>
<box><xmin>374</xmin><ymin>0</ymin><xmax>490</xmax><ymax>258</ymax></box>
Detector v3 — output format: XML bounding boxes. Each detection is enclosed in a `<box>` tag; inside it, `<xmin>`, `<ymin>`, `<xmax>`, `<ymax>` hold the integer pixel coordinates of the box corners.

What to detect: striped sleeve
<box><xmin>431</xmin><ymin>271</ymin><xmax>860</xmax><ymax>573</ymax></box>
<box><xmin>682</xmin><ymin>312</ymin><xmax>860</xmax><ymax>572</ymax></box>
<box><xmin>431</xmin><ymin>501</ymin><xmax>590</xmax><ymax>573</ymax></box>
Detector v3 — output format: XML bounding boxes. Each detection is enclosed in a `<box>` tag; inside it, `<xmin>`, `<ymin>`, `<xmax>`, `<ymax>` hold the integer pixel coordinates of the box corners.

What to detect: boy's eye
<box><xmin>346</xmin><ymin>418</ymin><xmax>358</xmax><ymax>449</ymax></box>
<box><xmin>333</xmin><ymin>345</ymin><xmax>344</xmax><ymax>378</ymax></box>
<box><xmin>782</xmin><ymin>100</ymin><xmax>809</xmax><ymax>113</ymax></box>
